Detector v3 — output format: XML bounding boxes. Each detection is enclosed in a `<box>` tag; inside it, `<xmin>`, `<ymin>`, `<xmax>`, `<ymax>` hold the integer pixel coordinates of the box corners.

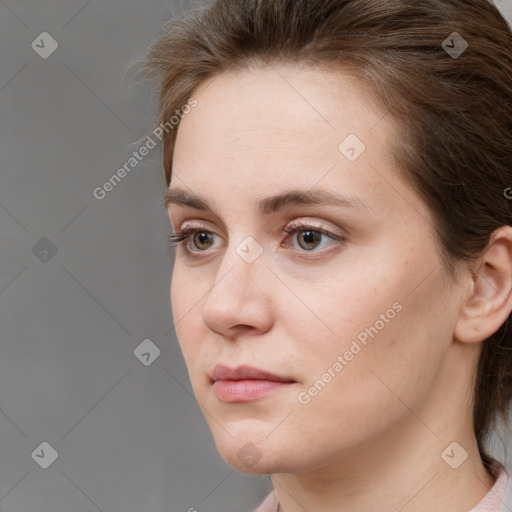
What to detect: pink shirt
<box><xmin>469</xmin><ymin>459</ymin><xmax>508</xmax><ymax>512</ymax></box>
<box><xmin>253</xmin><ymin>459</ymin><xmax>508</xmax><ymax>512</ymax></box>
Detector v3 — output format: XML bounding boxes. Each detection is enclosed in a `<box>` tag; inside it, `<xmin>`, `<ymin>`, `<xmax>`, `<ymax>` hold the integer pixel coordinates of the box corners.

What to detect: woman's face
<box><xmin>167</xmin><ymin>63</ymin><xmax>465</xmax><ymax>474</ymax></box>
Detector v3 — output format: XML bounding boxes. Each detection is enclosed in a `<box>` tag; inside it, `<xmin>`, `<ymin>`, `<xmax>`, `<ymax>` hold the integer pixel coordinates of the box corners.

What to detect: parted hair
<box><xmin>140</xmin><ymin>0</ymin><xmax>512</xmax><ymax>464</ymax></box>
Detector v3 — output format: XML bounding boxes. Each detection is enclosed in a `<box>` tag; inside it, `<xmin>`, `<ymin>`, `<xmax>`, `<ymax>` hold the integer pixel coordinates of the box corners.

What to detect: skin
<box><xmin>166</xmin><ymin>63</ymin><xmax>512</xmax><ymax>512</ymax></box>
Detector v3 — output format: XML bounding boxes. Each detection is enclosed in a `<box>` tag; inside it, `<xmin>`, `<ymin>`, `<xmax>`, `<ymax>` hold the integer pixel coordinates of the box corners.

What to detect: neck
<box><xmin>271</xmin><ymin>427</ymin><xmax>494</xmax><ymax>512</ymax></box>
<box><xmin>270</xmin><ymin>339</ymin><xmax>496</xmax><ymax>511</ymax></box>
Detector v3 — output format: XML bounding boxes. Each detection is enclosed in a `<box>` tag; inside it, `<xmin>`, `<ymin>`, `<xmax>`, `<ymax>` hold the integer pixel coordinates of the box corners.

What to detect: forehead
<box><xmin>168</xmin><ymin>63</ymin><xmax>423</xmax><ymax>223</ymax></box>
<box><xmin>174</xmin><ymin>64</ymin><xmax>391</xmax><ymax>174</ymax></box>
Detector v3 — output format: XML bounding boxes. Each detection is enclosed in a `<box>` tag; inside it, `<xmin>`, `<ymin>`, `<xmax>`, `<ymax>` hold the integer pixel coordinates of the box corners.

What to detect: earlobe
<box><xmin>454</xmin><ymin>226</ymin><xmax>512</xmax><ymax>344</ymax></box>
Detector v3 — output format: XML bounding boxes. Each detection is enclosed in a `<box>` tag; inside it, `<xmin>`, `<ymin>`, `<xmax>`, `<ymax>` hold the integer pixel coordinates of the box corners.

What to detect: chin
<box><xmin>208</xmin><ymin>425</ymin><xmax>302</xmax><ymax>474</ymax></box>
<box><xmin>220</xmin><ymin>445</ymin><xmax>294</xmax><ymax>475</ymax></box>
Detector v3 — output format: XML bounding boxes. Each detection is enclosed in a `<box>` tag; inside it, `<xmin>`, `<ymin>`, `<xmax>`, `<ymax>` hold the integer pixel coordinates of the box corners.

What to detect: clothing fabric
<box><xmin>253</xmin><ymin>489</ymin><xmax>278</xmax><ymax>512</ymax></box>
<box><xmin>472</xmin><ymin>458</ymin><xmax>508</xmax><ymax>512</ymax></box>
<box><xmin>253</xmin><ymin>459</ymin><xmax>512</xmax><ymax>512</ymax></box>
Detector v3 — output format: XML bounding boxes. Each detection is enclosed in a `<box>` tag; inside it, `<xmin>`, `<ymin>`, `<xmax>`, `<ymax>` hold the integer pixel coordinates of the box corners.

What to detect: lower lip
<box><xmin>212</xmin><ymin>379</ymin><xmax>293</xmax><ymax>402</ymax></box>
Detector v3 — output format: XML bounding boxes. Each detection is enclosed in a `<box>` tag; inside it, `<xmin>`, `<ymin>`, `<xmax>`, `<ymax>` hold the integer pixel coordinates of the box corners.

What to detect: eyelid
<box><xmin>175</xmin><ymin>218</ymin><xmax>344</xmax><ymax>238</ymax></box>
<box><xmin>180</xmin><ymin>220</ymin><xmax>212</xmax><ymax>232</ymax></box>
<box><xmin>283</xmin><ymin>218</ymin><xmax>345</xmax><ymax>239</ymax></box>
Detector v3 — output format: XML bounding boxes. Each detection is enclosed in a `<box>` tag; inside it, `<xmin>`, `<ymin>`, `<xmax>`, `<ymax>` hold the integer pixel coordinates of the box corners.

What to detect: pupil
<box><xmin>300</xmin><ymin>230</ymin><xmax>320</xmax><ymax>250</ymax></box>
<box><xmin>195</xmin><ymin>232</ymin><xmax>212</xmax><ymax>249</ymax></box>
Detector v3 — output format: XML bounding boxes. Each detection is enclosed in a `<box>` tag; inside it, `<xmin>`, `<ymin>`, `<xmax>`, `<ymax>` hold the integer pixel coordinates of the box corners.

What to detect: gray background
<box><xmin>1</xmin><ymin>1</ymin><xmax>512</xmax><ymax>511</ymax></box>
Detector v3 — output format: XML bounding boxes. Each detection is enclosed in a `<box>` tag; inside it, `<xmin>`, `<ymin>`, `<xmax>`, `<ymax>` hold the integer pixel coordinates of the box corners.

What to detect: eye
<box><xmin>283</xmin><ymin>221</ymin><xmax>345</xmax><ymax>253</ymax></box>
<box><xmin>168</xmin><ymin>224</ymin><xmax>218</xmax><ymax>254</ymax></box>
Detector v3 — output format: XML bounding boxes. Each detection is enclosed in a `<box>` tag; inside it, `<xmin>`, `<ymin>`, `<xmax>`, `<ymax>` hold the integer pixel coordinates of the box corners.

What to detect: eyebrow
<box><xmin>164</xmin><ymin>187</ymin><xmax>375</xmax><ymax>215</ymax></box>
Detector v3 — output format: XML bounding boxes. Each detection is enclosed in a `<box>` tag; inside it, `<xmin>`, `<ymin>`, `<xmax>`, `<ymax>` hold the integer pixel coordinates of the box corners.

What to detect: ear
<box><xmin>454</xmin><ymin>226</ymin><xmax>512</xmax><ymax>344</ymax></box>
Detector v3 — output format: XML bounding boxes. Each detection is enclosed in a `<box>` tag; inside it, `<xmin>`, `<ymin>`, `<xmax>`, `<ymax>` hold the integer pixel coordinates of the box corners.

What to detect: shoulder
<box><xmin>498</xmin><ymin>460</ymin><xmax>512</xmax><ymax>512</ymax></box>
<box><xmin>252</xmin><ymin>490</ymin><xmax>277</xmax><ymax>512</ymax></box>
<box><xmin>472</xmin><ymin>458</ymin><xmax>510</xmax><ymax>512</ymax></box>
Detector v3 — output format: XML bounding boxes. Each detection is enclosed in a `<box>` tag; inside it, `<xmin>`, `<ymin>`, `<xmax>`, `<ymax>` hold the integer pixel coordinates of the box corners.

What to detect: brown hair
<box><xmin>139</xmin><ymin>0</ymin><xmax>512</xmax><ymax>464</ymax></box>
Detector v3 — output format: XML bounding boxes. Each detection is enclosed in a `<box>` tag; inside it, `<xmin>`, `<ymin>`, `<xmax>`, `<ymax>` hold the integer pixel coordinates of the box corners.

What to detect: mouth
<box><xmin>209</xmin><ymin>364</ymin><xmax>296</xmax><ymax>403</ymax></box>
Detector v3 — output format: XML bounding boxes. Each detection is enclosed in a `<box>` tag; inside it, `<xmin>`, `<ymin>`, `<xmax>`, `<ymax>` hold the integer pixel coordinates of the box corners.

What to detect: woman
<box><xmin>141</xmin><ymin>0</ymin><xmax>512</xmax><ymax>510</ymax></box>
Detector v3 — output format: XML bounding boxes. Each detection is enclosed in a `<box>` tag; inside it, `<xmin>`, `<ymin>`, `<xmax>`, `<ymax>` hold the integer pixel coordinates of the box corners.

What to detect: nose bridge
<box><xmin>202</xmin><ymin>232</ymin><xmax>269</xmax><ymax>329</ymax></box>
<box><xmin>214</xmin><ymin>232</ymin><xmax>266</xmax><ymax>296</ymax></box>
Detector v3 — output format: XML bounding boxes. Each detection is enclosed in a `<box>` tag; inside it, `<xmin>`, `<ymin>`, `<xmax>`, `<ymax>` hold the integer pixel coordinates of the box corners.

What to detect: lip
<box><xmin>209</xmin><ymin>364</ymin><xmax>296</xmax><ymax>403</ymax></box>
<box><xmin>210</xmin><ymin>364</ymin><xmax>295</xmax><ymax>383</ymax></box>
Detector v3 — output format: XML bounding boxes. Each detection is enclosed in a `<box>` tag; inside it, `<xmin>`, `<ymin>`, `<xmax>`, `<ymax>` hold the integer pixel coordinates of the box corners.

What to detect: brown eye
<box><xmin>296</xmin><ymin>230</ymin><xmax>323</xmax><ymax>250</ymax></box>
<box><xmin>192</xmin><ymin>231</ymin><xmax>215</xmax><ymax>250</ymax></box>
<box><xmin>284</xmin><ymin>223</ymin><xmax>344</xmax><ymax>255</ymax></box>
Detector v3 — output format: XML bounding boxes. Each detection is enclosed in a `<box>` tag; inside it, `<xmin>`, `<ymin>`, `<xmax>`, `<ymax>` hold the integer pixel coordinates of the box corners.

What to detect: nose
<box><xmin>202</xmin><ymin>239</ymin><xmax>274</xmax><ymax>338</ymax></box>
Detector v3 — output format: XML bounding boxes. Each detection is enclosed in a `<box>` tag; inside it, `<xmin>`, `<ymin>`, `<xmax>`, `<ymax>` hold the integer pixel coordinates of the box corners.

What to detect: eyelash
<box><xmin>168</xmin><ymin>221</ymin><xmax>345</xmax><ymax>259</ymax></box>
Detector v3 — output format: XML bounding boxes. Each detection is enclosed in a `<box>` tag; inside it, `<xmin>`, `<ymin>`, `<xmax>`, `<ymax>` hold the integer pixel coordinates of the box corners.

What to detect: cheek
<box><xmin>286</xmin><ymin>277</ymin><xmax>452</xmax><ymax>455</ymax></box>
<box><xmin>292</xmin><ymin>251</ymin><xmax>452</xmax><ymax>389</ymax></box>
<box><xmin>285</xmin><ymin>266</ymin><xmax>400</xmax><ymax>359</ymax></box>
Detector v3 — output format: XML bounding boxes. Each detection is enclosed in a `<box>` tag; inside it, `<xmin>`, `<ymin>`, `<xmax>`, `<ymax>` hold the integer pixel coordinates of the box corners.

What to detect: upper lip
<box><xmin>210</xmin><ymin>364</ymin><xmax>295</xmax><ymax>383</ymax></box>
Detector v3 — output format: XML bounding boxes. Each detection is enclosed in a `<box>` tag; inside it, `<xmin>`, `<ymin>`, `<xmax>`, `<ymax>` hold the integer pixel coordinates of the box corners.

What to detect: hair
<box><xmin>139</xmin><ymin>0</ymin><xmax>512</xmax><ymax>465</ymax></box>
